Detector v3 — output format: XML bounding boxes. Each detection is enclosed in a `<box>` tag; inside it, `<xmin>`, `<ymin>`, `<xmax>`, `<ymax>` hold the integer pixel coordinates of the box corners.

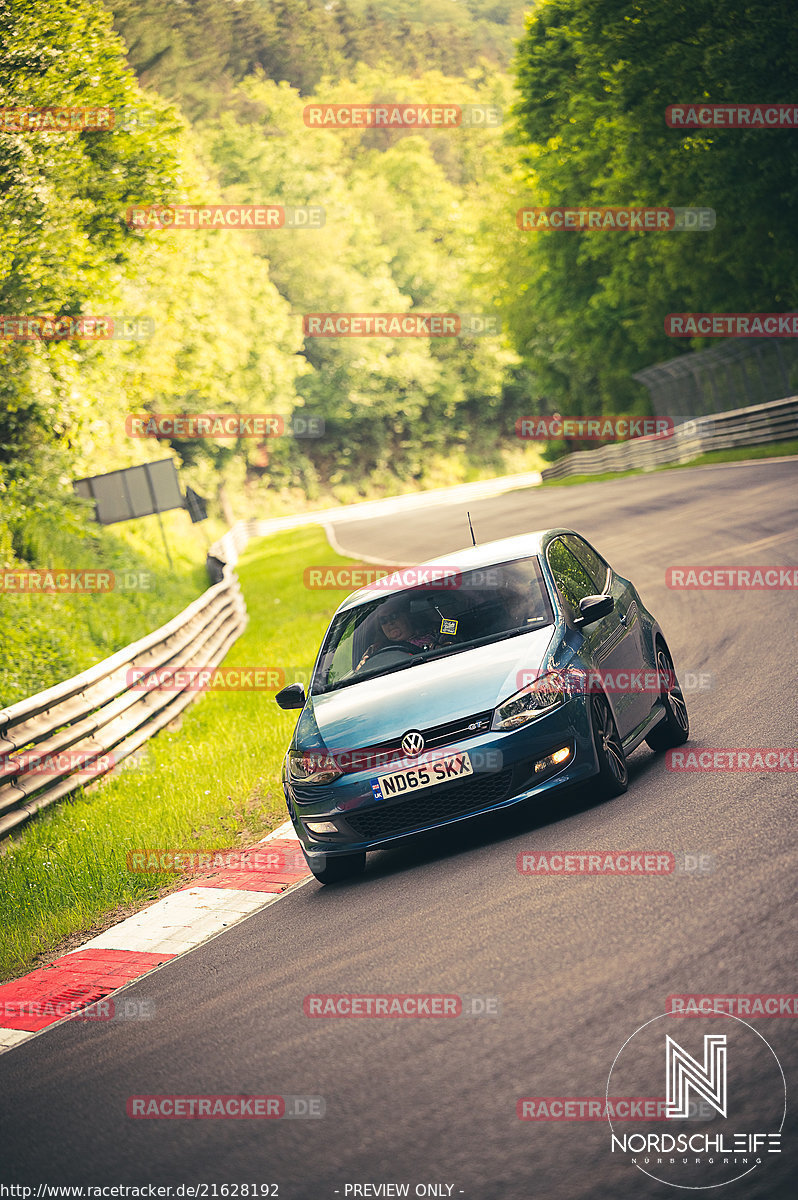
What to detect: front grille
<box><xmin>421</xmin><ymin>710</ymin><xmax>494</xmax><ymax>748</ymax></box>
<box><xmin>343</xmin><ymin>710</ymin><xmax>494</xmax><ymax>773</ymax></box>
<box><xmin>344</xmin><ymin>765</ymin><xmax>516</xmax><ymax>841</ymax></box>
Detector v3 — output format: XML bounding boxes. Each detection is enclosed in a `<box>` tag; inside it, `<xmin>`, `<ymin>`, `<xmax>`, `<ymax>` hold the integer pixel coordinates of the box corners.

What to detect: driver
<box><xmin>356</xmin><ymin>595</ymin><xmax>436</xmax><ymax>670</ymax></box>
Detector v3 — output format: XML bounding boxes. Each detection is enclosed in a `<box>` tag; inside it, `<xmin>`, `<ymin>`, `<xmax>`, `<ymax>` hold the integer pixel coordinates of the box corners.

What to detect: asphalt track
<box><xmin>2</xmin><ymin>460</ymin><xmax>797</xmax><ymax>1199</ymax></box>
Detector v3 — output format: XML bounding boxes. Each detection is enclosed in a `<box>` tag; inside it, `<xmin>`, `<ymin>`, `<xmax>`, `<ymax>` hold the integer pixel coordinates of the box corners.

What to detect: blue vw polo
<box><xmin>276</xmin><ymin>529</ymin><xmax>689</xmax><ymax>883</ymax></box>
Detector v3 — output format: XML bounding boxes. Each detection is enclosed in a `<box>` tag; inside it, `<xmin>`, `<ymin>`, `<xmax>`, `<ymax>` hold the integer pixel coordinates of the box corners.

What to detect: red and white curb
<box><xmin>0</xmin><ymin>821</ymin><xmax>311</xmax><ymax>1055</ymax></box>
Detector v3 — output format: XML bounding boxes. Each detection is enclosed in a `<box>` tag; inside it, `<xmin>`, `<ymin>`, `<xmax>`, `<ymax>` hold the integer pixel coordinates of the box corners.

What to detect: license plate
<box><xmin>370</xmin><ymin>752</ymin><xmax>474</xmax><ymax>801</ymax></box>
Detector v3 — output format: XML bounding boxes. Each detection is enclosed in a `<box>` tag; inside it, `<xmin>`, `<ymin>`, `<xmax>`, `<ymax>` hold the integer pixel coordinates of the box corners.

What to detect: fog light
<box><xmin>534</xmin><ymin>745</ymin><xmax>572</xmax><ymax>774</ymax></box>
<box><xmin>305</xmin><ymin>820</ymin><xmax>339</xmax><ymax>835</ymax></box>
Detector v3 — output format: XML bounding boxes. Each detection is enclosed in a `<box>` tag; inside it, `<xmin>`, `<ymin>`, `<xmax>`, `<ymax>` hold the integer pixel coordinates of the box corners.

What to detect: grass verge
<box><xmin>0</xmin><ymin>525</ymin><xmax>356</xmax><ymax>982</ymax></box>
<box><xmin>0</xmin><ymin>503</ymin><xmax>217</xmax><ymax>710</ymax></box>
<box><xmin>540</xmin><ymin>439</ymin><xmax>798</xmax><ymax>488</ymax></box>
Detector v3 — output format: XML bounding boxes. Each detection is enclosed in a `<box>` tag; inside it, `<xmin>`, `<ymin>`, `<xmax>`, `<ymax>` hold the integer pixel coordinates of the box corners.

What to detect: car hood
<box><xmin>295</xmin><ymin>625</ymin><xmax>557</xmax><ymax>752</ymax></box>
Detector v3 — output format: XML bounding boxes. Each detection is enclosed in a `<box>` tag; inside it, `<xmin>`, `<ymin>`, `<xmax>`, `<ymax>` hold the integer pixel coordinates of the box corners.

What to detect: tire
<box><xmin>645</xmin><ymin>641</ymin><xmax>689</xmax><ymax>751</ymax></box>
<box><xmin>590</xmin><ymin>692</ymin><xmax>629</xmax><ymax>797</ymax></box>
<box><xmin>305</xmin><ymin>849</ymin><xmax>366</xmax><ymax>885</ymax></box>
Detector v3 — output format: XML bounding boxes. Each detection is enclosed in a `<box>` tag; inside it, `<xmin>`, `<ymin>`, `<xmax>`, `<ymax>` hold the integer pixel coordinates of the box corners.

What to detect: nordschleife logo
<box><xmin>606</xmin><ymin>1011</ymin><xmax>786</xmax><ymax>1189</ymax></box>
<box><xmin>666</xmin><ymin>1034</ymin><xmax>727</xmax><ymax>1119</ymax></box>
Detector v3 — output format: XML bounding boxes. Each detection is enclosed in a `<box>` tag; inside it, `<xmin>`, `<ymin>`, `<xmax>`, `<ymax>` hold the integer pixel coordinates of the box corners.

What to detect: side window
<box><xmin>546</xmin><ymin>539</ymin><xmax>599</xmax><ymax>622</ymax></box>
<box><xmin>563</xmin><ymin>534</ymin><xmax>610</xmax><ymax>593</ymax></box>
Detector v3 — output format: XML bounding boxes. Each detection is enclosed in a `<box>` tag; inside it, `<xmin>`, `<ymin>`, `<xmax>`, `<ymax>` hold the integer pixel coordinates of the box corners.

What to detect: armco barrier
<box><xmin>0</xmin><ymin>469</ymin><xmax>543</xmax><ymax>839</ymax></box>
<box><xmin>0</xmin><ymin>553</ymin><xmax>246</xmax><ymax>838</ymax></box>
<box><xmin>2</xmin><ymin>403</ymin><xmax>784</xmax><ymax>839</ymax></box>
<box><xmin>539</xmin><ymin>395</ymin><xmax>798</xmax><ymax>480</ymax></box>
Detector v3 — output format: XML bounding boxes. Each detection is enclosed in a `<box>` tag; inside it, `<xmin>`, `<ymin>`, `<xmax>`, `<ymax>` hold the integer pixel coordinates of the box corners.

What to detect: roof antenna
<box><xmin>467</xmin><ymin>511</ymin><xmax>477</xmax><ymax>546</ymax></box>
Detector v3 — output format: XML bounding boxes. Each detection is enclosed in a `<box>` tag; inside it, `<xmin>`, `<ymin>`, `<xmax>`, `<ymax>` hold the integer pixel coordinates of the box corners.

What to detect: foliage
<box><xmin>0</xmin><ymin>453</ymin><xmax>210</xmax><ymax>707</ymax></box>
<box><xmin>504</xmin><ymin>0</ymin><xmax>798</xmax><ymax>419</ymax></box>
<box><xmin>1</xmin><ymin>0</ymin><xmax>533</xmax><ymax>504</ymax></box>
<box><xmin>107</xmin><ymin>0</ymin><xmax>530</xmax><ymax>112</ymax></box>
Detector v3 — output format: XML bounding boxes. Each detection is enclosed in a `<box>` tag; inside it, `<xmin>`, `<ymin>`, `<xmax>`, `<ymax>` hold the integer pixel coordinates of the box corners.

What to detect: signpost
<box><xmin>73</xmin><ymin>460</ymin><xmax>208</xmax><ymax>567</ymax></box>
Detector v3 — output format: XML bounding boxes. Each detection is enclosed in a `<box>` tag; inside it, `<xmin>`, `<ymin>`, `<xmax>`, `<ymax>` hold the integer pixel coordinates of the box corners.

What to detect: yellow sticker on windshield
<box><xmin>440</xmin><ymin>617</ymin><xmax>458</xmax><ymax>635</ymax></box>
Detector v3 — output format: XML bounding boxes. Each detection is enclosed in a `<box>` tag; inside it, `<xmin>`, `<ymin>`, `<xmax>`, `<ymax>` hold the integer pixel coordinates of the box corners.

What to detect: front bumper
<box><xmin>284</xmin><ymin>698</ymin><xmax>599</xmax><ymax>861</ymax></box>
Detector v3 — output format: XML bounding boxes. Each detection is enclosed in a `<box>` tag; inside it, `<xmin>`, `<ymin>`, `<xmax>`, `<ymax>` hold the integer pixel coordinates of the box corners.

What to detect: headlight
<box><xmin>287</xmin><ymin>750</ymin><xmax>343</xmax><ymax>785</ymax></box>
<box><xmin>492</xmin><ymin>671</ymin><xmax>566</xmax><ymax>730</ymax></box>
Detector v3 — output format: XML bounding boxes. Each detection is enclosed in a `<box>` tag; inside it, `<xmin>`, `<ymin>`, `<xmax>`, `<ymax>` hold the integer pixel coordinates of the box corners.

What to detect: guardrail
<box><xmin>4</xmin><ymin>398</ymin><xmax>790</xmax><ymax>840</ymax></box>
<box><xmin>0</xmin><ymin>470</ymin><xmax>548</xmax><ymax>840</ymax></box>
<box><xmin>0</xmin><ymin>553</ymin><xmax>247</xmax><ymax>839</ymax></box>
<box><xmin>539</xmin><ymin>394</ymin><xmax>798</xmax><ymax>480</ymax></box>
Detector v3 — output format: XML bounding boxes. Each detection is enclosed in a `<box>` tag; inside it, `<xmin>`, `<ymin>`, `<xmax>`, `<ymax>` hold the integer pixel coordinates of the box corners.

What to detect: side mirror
<box><xmin>275</xmin><ymin>682</ymin><xmax>306</xmax><ymax>710</ymax></box>
<box><xmin>578</xmin><ymin>594</ymin><xmax>614</xmax><ymax>625</ymax></box>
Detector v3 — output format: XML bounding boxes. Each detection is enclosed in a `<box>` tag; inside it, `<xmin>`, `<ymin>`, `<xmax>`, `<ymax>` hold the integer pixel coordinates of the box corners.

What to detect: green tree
<box><xmin>506</xmin><ymin>0</ymin><xmax>798</xmax><ymax>420</ymax></box>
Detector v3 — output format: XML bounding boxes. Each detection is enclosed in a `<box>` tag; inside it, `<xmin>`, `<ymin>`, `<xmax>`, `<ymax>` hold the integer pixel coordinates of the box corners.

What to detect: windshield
<box><xmin>311</xmin><ymin>555</ymin><xmax>554</xmax><ymax>694</ymax></box>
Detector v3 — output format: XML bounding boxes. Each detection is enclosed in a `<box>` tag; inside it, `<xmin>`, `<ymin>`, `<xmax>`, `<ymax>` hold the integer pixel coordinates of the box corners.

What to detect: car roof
<box><xmin>338</xmin><ymin>527</ymin><xmax>573</xmax><ymax>612</ymax></box>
